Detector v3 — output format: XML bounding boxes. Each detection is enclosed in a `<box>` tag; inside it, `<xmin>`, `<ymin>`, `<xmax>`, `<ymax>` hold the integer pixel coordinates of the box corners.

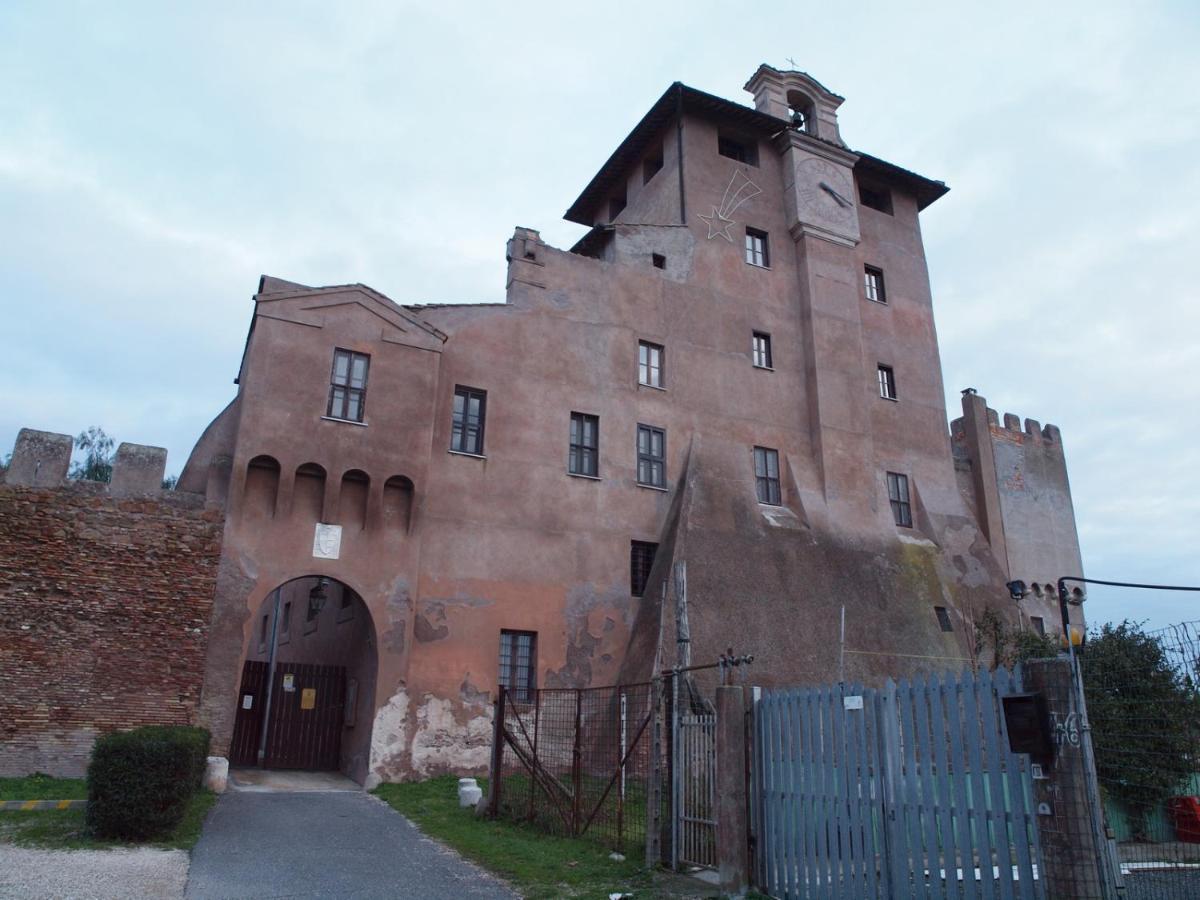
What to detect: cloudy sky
<box><xmin>2</xmin><ymin>2</ymin><xmax>1197</xmax><ymax>630</ymax></box>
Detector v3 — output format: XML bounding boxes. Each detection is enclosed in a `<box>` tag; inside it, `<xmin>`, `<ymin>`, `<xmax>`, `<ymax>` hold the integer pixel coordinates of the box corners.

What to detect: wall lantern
<box><xmin>308</xmin><ymin>577</ymin><xmax>330</xmax><ymax>620</ymax></box>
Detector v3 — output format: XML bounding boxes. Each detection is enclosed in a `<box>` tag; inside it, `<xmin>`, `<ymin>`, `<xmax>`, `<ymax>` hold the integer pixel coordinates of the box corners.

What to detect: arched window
<box><xmin>293</xmin><ymin>463</ymin><xmax>327</xmax><ymax>521</ymax></box>
<box><xmin>244</xmin><ymin>455</ymin><xmax>280</xmax><ymax>518</ymax></box>
<box><xmin>383</xmin><ymin>475</ymin><xmax>415</xmax><ymax>532</ymax></box>
<box><xmin>339</xmin><ymin>469</ymin><xmax>370</xmax><ymax>531</ymax></box>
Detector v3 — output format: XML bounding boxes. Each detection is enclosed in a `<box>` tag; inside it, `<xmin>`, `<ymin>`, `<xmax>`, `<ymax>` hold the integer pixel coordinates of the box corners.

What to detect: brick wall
<box><xmin>0</xmin><ymin>482</ymin><xmax>224</xmax><ymax>776</ymax></box>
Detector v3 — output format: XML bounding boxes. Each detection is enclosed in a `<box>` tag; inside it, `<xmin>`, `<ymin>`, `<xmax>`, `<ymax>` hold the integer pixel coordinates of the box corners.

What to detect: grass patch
<box><xmin>0</xmin><ymin>789</ymin><xmax>216</xmax><ymax>852</ymax></box>
<box><xmin>373</xmin><ymin>776</ymin><xmax>655</xmax><ymax>899</ymax></box>
<box><xmin>0</xmin><ymin>774</ymin><xmax>88</xmax><ymax>801</ymax></box>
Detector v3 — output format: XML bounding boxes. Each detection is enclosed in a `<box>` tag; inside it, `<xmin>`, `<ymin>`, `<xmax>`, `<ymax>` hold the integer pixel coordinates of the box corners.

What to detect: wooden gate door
<box><xmin>262</xmin><ymin>662</ymin><xmax>347</xmax><ymax>770</ymax></box>
<box><xmin>229</xmin><ymin>660</ymin><xmax>269</xmax><ymax>767</ymax></box>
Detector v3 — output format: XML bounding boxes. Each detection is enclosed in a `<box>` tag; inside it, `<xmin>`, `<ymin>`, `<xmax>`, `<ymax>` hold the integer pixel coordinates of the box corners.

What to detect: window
<box><xmin>643</xmin><ymin>153</ymin><xmax>663</xmax><ymax>184</ymax></box>
<box><xmin>754</xmin><ymin>446</ymin><xmax>781</xmax><ymax>505</ymax></box>
<box><xmin>859</xmin><ymin>183</ymin><xmax>894</xmax><ymax>215</ymax></box>
<box><xmin>1031</xmin><ymin>616</ymin><xmax>1046</xmax><ymax>637</ymax></box>
<box><xmin>569</xmin><ymin>413</ymin><xmax>599</xmax><ymax>477</ymax></box>
<box><xmin>638</xmin><ymin>341</ymin><xmax>663</xmax><ymax>388</ymax></box>
<box><xmin>887</xmin><ymin>472</ymin><xmax>912</xmax><ymax>527</ymax></box>
<box><xmin>637</xmin><ymin>425</ymin><xmax>666</xmax><ymax>488</ymax></box>
<box><xmin>279</xmin><ymin>600</ymin><xmax>292</xmax><ymax>645</ymax></box>
<box><xmin>878</xmin><ymin>364</ymin><xmax>897</xmax><ymax>400</ymax></box>
<box><xmin>935</xmin><ymin>606</ymin><xmax>953</xmax><ymax>632</ymax></box>
<box><xmin>327</xmin><ymin>349</ymin><xmax>369</xmax><ymax>422</ymax></box>
<box><xmin>608</xmin><ymin>194</ymin><xmax>626</xmax><ymax>220</ymax></box>
<box><xmin>498</xmin><ymin>630</ymin><xmax>537</xmax><ymax>702</ymax></box>
<box><xmin>864</xmin><ymin>266</ymin><xmax>887</xmax><ymax>304</ymax></box>
<box><xmin>630</xmin><ymin>541</ymin><xmax>658</xmax><ymax>597</ymax></box>
<box><xmin>753</xmin><ymin>332</ymin><xmax>773</xmax><ymax>369</ymax></box>
<box><xmin>652</xmin><ymin>253</ymin><xmax>666</xmax><ymax>270</ymax></box>
<box><xmin>451</xmin><ymin>386</ymin><xmax>487</xmax><ymax>455</ymax></box>
<box><xmin>745</xmin><ymin>228</ymin><xmax>770</xmax><ymax>267</ymax></box>
<box><xmin>259</xmin><ymin>614</ymin><xmax>269</xmax><ymax>652</ymax></box>
<box><xmin>718</xmin><ymin>133</ymin><xmax>758</xmax><ymax>166</ymax></box>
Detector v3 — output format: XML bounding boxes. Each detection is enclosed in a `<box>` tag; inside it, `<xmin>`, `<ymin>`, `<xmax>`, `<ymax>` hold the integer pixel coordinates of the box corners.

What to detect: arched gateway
<box><xmin>228</xmin><ymin>576</ymin><xmax>378</xmax><ymax>782</ymax></box>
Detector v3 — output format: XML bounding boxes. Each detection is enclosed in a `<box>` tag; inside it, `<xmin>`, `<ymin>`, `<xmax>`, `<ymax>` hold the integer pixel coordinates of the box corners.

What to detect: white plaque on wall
<box><xmin>313</xmin><ymin>523</ymin><xmax>343</xmax><ymax>559</ymax></box>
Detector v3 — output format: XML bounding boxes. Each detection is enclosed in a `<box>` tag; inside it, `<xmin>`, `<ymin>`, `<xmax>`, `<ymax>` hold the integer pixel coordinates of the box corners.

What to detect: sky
<box><xmin>1</xmin><ymin>1</ymin><xmax>1197</xmax><ymax>631</ymax></box>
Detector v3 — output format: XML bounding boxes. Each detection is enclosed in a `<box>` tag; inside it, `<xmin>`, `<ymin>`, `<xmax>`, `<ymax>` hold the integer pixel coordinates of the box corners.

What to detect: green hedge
<box><xmin>86</xmin><ymin>725</ymin><xmax>211</xmax><ymax>840</ymax></box>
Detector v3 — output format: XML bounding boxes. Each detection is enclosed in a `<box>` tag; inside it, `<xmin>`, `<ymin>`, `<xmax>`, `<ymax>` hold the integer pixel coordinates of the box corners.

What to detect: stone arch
<box><xmin>244</xmin><ymin>455</ymin><xmax>281</xmax><ymax>518</ymax></box>
<box><xmin>382</xmin><ymin>475</ymin><xmax>415</xmax><ymax>532</ymax></box>
<box><xmin>339</xmin><ymin>469</ymin><xmax>370</xmax><ymax>531</ymax></box>
<box><xmin>231</xmin><ymin>573</ymin><xmax>379</xmax><ymax>784</ymax></box>
<box><xmin>293</xmin><ymin>463</ymin><xmax>326</xmax><ymax>521</ymax></box>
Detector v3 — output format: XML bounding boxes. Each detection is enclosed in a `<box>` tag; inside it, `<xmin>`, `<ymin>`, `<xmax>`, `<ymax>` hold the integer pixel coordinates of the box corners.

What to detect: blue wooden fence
<box><xmin>753</xmin><ymin>668</ymin><xmax>1043</xmax><ymax>900</ymax></box>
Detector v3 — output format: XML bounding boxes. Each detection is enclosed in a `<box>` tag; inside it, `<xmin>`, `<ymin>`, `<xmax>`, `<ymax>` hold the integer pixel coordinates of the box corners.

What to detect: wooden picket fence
<box><xmin>753</xmin><ymin>668</ymin><xmax>1043</xmax><ymax>900</ymax></box>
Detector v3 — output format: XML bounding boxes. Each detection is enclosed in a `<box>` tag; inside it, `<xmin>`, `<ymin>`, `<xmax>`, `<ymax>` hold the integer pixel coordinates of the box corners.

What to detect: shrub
<box><xmin>86</xmin><ymin>725</ymin><xmax>211</xmax><ymax>840</ymax></box>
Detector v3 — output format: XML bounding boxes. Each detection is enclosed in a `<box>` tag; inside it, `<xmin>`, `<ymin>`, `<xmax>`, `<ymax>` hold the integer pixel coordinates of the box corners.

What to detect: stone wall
<box><xmin>0</xmin><ymin>429</ymin><xmax>224</xmax><ymax>777</ymax></box>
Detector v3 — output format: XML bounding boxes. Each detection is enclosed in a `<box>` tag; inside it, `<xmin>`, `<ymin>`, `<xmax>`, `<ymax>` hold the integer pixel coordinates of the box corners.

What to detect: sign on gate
<box><xmin>753</xmin><ymin>668</ymin><xmax>1044</xmax><ymax>900</ymax></box>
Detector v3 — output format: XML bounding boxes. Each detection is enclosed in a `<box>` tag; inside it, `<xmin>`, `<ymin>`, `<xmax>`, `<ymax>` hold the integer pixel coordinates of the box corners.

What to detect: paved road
<box><xmin>185</xmin><ymin>791</ymin><xmax>517</xmax><ymax>899</ymax></box>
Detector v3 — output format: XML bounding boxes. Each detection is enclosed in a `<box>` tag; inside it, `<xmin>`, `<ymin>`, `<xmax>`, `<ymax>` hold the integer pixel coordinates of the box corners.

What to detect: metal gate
<box><xmin>673</xmin><ymin>709</ymin><xmax>717</xmax><ymax>869</ymax></box>
<box><xmin>754</xmin><ymin>668</ymin><xmax>1043</xmax><ymax>899</ymax></box>
<box><xmin>229</xmin><ymin>659</ymin><xmax>346</xmax><ymax>770</ymax></box>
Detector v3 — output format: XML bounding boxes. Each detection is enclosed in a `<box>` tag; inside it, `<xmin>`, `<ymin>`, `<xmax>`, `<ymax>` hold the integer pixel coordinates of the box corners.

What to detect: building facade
<box><xmin>177</xmin><ymin>66</ymin><xmax>1084</xmax><ymax>785</ymax></box>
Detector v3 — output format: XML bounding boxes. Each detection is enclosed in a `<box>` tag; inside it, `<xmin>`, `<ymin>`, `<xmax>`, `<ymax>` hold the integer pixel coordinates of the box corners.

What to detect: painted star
<box><xmin>699</xmin><ymin>205</ymin><xmax>735</xmax><ymax>242</ymax></box>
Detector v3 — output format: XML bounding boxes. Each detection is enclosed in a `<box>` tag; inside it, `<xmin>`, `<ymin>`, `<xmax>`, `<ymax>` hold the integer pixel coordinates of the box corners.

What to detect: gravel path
<box><xmin>0</xmin><ymin>844</ymin><xmax>188</xmax><ymax>899</ymax></box>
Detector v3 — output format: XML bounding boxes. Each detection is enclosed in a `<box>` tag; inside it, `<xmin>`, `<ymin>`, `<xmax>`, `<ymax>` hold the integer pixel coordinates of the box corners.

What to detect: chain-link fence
<box><xmin>1080</xmin><ymin>619</ymin><xmax>1200</xmax><ymax>899</ymax></box>
<box><xmin>490</xmin><ymin>680</ymin><xmax>663</xmax><ymax>858</ymax></box>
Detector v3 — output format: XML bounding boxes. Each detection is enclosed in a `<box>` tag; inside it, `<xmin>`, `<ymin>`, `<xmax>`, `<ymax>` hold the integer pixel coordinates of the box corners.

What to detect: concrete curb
<box><xmin>0</xmin><ymin>799</ymin><xmax>87</xmax><ymax>811</ymax></box>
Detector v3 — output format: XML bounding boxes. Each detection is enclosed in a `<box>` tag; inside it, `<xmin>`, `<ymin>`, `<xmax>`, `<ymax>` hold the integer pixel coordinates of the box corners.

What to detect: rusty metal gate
<box><xmin>754</xmin><ymin>668</ymin><xmax>1044</xmax><ymax>899</ymax></box>
<box><xmin>229</xmin><ymin>660</ymin><xmax>346</xmax><ymax>770</ymax></box>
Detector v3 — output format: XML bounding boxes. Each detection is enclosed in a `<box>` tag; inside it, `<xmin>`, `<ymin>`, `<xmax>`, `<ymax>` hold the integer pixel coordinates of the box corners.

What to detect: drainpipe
<box><xmin>256</xmin><ymin>587</ymin><xmax>282</xmax><ymax>766</ymax></box>
<box><xmin>675</xmin><ymin>83</ymin><xmax>686</xmax><ymax>224</ymax></box>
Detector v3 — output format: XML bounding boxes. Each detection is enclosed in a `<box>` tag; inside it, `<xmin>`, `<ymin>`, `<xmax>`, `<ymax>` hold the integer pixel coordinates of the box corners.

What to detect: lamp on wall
<box><xmin>1006</xmin><ymin>580</ymin><xmax>1028</xmax><ymax>601</ymax></box>
<box><xmin>308</xmin><ymin>577</ymin><xmax>330</xmax><ymax>619</ymax></box>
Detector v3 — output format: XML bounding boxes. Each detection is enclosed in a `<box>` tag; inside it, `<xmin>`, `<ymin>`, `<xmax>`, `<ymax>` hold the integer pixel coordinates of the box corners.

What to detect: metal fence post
<box><xmin>645</xmin><ymin>675</ymin><xmax>664</xmax><ymax>868</ymax></box>
<box><xmin>486</xmin><ymin>688</ymin><xmax>506</xmax><ymax>816</ymax></box>
<box><xmin>572</xmin><ymin>687</ymin><xmax>583</xmax><ymax>837</ymax></box>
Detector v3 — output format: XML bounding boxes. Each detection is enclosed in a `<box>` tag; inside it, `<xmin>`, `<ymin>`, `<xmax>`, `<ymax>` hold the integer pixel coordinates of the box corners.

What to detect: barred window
<box><xmin>753</xmin><ymin>332</ymin><xmax>773</xmax><ymax>369</ymax></box>
<box><xmin>630</xmin><ymin>540</ymin><xmax>658</xmax><ymax>597</ymax></box>
<box><xmin>878</xmin><ymin>364</ymin><xmax>897</xmax><ymax>400</ymax></box>
<box><xmin>451</xmin><ymin>386</ymin><xmax>487</xmax><ymax>455</ymax></box>
<box><xmin>754</xmin><ymin>446</ymin><xmax>781</xmax><ymax>506</ymax></box>
<box><xmin>887</xmin><ymin>471</ymin><xmax>912</xmax><ymax>527</ymax></box>
<box><xmin>328</xmin><ymin>349</ymin><xmax>369</xmax><ymax>422</ymax></box>
<box><xmin>637</xmin><ymin>424</ymin><xmax>666</xmax><ymax>488</ymax></box>
<box><xmin>745</xmin><ymin>228</ymin><xmax>770</xmax><ymax>267</ymax></box>
<box><xmin>639</xmin><ymin>341</ymin><xmax>663</xmax><ymax>388</ymax></box>
<box><xmin>864</xmin><ymin>265</ymin><xmax>887</xmax><ymax>304</ymax></box>
<box><xmin>498</xmin><ymin>630</ymin><xmax>537</xmax><ymax>703</ymax></box>
<box><xmin>569</xmin><ymin>412</ymin><xmax>599</xmax><ymax>477</ymax></box>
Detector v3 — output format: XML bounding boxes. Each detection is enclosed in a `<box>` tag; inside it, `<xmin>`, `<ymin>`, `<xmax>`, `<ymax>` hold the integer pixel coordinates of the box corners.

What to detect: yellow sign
<box><xmin>301</xmin><ymin>688</ymin><xmax>316</xmax><ymax>710</ymax></box>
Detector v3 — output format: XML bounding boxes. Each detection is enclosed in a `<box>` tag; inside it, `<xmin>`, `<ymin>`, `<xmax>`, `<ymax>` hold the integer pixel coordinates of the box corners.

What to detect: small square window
<box><xmin>877</xmin><ymin>364</ymin><xmax>897</xmax><ymax>400</ymax></box>
<box><xmin>630</xmin><ymin>540</ymin><xmax>659</xmax><ymax>597</ymax></box>
<box><xmin>638</xmin><ymin>341</ymin><xmax>663</xmax><ymax>388</ymax></box>
<box><xmin>753</xmin><ymin>332</ymin><xmax>773</xmax><ymax>369</ymax></box>
<box><xmin>328</xmin><ymin>348</ymin><xmax>370</xmax><ymax>422</ymax></box>
<box><xmin>451</xmin><ymin>386</ymin><xmax>487</xmax><ymax>455</ymax></box>
<box><xmin>717</xmin><ymin>133</ymin><xmax>758</xmax><ymax>166</ymax></box>
<box><xmin>887</xmin><ymin>471</ymin><xmax>912</xmax><ymax>527</ymax></box>
<box><xmin>1031</xmin><ymin>616</ymin><xmax>1046</xmax><ymax>637</ymax></box>
<box><xmin>498</xmin><ymin>630</ymin><xmax>537</xmax><ymax>703</ymax></box>
<box><xmin>754</xmin><ymin>446</ymin><xmax>781</xmax><ymax>506</ymax></box>
<box><xmin>864</xmin><ymin>266</ymin><xmax>887</xmax><ymax>304</ymax></box>
<box><xmin>569</xmin><ymin>412</ymin><xmax>599</xmax><ymax>478</ymax></box>
<box><xmin>651</xmin><ymin>253</ymin><xmax>666</xmax><ymax>269</ymax></box>
<box><xmin>935</xmin><ymin>606</ymin><xmax>953</xmax><ymax>632</ymax></box>
<box><xmin>860</xmin><ymin>183</ymin><xmax>894</xmax><ymax>215</ymax></box>
<box><xmin>637</xmin><ymin>424</ymin><xmax>666</xmax><ymax>488</ymax></box>
<box><xmin>745</xmin><ymin>228</ymin><xmax>770</xmax><ymax>268</ymax></box>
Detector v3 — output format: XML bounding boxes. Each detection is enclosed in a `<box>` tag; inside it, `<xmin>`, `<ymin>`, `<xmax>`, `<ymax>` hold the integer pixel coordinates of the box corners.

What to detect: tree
<box><xmin>1081</xmin><ymin>621</ymin><xmax>1199</xmax><ymax>839</ymax></box>
<box><xmin>161</xmin><ymin>475</ymin><xmax>178</xmax><ymax>491</ymax></box>
<box><xmin>70</xmin><ymin>427</ymin><xmax>115</xmax><ymax>483</ymax></box>
<box><xmin>970</xmin><ymin>606</ymin><xmax>1060</xmax><ymax>671</ymax></box>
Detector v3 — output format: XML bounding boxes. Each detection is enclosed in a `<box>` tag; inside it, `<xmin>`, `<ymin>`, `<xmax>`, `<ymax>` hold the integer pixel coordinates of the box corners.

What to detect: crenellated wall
<box><xmin>0</xmin><ymin>429</ymin><xmax>224</xmax><ymax>776</ymax></box>
<box><xmin>951</xmin><ymin>395</ymin><xmax>1084</xmax><ymax>635</ymax></box>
